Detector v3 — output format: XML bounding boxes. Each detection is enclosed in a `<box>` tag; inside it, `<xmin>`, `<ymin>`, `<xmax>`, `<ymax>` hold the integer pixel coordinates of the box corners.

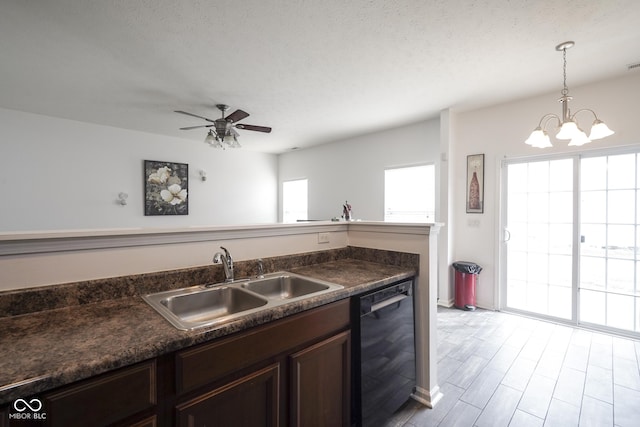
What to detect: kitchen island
<box><xmin>1</xmin><ymin>221</ymin><xmax>442</xmax><ymax>424</ymax></box>
<box><xmin>0</xmin><ymin>249</ymin><xmax>416</xmax><ymax>425</ymax></box>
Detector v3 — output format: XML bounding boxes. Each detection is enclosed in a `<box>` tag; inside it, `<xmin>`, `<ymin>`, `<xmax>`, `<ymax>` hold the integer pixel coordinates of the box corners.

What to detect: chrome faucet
<box><xmin>213</xmin><ymin>246</ymin><xmax>234</xmax><ymax>282</ymax></box>
<box><xmin>256</xmin><ymin>258</ymin><xmax>265</xmax><ymax>279</ymax></box>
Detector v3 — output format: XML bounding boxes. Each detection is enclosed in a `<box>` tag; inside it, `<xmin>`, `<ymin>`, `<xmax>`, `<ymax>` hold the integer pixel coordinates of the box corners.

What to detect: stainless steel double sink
<box><xmin>142</xmin><ymin>272</ymin><xmax>344</xmax><ymax>330</ymax></box>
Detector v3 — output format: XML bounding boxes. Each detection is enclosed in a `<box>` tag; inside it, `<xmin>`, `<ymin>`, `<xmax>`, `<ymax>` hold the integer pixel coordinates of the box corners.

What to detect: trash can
<box><xmin>453</xmin><ymin>261</ymin><xmax>482</xmax><ymax>311</ymax></box>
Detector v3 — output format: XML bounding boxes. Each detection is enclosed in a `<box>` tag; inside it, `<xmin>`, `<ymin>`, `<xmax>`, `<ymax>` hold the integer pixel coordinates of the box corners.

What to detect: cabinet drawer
<box><xmin>44</xmin><ymin>360</ymin><xmax>156</xmax><ymax>427</ymax></box>
<box><xmin>176</xmin><ymin>299</ymin><xmax>350</xmax><ymax>394</ymax></box>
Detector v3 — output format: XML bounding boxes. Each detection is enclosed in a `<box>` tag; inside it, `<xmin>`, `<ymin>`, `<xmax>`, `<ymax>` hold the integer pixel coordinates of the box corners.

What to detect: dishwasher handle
<box><xmin>360</xmin><ymin>281</ymin><xmax>413</xmax><ymax>316</ymax></box>
<box><xmin>370</xmin><ymin>293</ymin><xmax>408</xmax><ymax>312</ymax></box>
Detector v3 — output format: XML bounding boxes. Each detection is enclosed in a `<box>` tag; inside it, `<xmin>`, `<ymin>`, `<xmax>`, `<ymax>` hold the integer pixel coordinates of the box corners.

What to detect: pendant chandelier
<box><xmin>525</xmin><ymin>41</ymin><xmax>614</xmax><ymax>148</ymax></box>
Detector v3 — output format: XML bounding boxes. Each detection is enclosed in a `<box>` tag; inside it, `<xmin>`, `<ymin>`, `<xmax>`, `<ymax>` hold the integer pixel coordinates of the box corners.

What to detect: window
<box><xmin>282</xmin><ymin>179</ymin><xmax>308</xmax><ymax>223</ymax></box>
<box><xmin>384</xmin><ymin>165</ymin><xmax>435</xmax><ymax>222</ymax></box>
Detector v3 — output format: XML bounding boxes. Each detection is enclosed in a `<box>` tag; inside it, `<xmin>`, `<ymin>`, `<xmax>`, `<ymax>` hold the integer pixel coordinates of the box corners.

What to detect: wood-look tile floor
<box><xmin>385</xmin><ymin>307</ymin><xmax>640</xmax><ymax>427</ymax></box>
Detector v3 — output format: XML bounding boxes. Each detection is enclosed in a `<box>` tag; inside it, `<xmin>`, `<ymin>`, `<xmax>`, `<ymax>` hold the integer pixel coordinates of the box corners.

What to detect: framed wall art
<box><xmin>466</xmin><ymin>154</ymin><xmax>484</xmax><ymax>213</ymax></box>
<box><xmin>144</xmin><ymin>160</ymin><xmax>189</xmax><ymax>216</ymax></box>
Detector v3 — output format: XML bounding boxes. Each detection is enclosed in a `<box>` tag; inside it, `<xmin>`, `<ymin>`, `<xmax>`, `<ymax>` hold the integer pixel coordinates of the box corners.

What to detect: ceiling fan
<box><xmin>175</xmin><ymin>104</ymin><xmax>272</xmax><ymax>149</ymax></box>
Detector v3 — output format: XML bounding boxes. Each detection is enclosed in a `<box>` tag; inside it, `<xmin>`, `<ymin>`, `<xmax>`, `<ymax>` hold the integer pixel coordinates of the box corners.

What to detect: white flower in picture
<box><xmin>148</xmin><ymin>166</ymin><xmax>171</xmax><ymax>184</ymax></box>
<box><xmin>160</xmin><ymin>184</ymin><xmax>187</xmax><ymax>205</ymax></box>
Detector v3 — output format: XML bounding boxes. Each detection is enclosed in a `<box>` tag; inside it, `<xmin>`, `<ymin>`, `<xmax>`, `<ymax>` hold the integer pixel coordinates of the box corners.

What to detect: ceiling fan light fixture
<box><xmin>524</xmin><ymin>41</ymin><xmax>614</xmax><ymax>148</ymax></box>
<box><xmin>210</xmin><ymin>138</ymin><xmax>224</xmax><ymax>149</ymax></box>
<box><xmin>204</xmin><ymin>129</ymin><xmax>217</xmax><ymax>145</ymax></box>
<box><xmin>176</xmin><ymin>104</ymin><xmax>271</xmax><ymax>150</ymax></box>
<box><xmin>223</xmin><ymin>133</ymin><xmax>241</xmax><ymax>148</ymax></box>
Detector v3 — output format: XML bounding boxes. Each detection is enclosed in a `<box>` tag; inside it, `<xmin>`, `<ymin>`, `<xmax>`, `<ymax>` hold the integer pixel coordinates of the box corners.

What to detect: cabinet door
<box><xmin>176</xmin><ymin>363</ymin><xmax>280</xmax><ymax>427</ymax></box>
<box><xmin>43</xmin><ymin>360</ymin><xmax>156</xmax><ymax>427</ymax></box>
<box><xmin>289</xmin><ymin>331</ymin><xmax>351</xmax><ymax>427</ymax></box>
<box><xmin>126</xmin><ymin>415</ymin><xmax>157</xmax><ymax>427</ymax></box>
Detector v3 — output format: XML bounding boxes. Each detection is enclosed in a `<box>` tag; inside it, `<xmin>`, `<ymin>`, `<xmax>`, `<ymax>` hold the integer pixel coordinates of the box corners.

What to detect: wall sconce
<box><xmin>199</xmin><ymin>170</ymin><xmax>207</xmax><ymax>181</ymax></box>
<box><xmin>118</xmin><ymin>192</ymin><xmax>128</xmax><ymax>206</ymax></box>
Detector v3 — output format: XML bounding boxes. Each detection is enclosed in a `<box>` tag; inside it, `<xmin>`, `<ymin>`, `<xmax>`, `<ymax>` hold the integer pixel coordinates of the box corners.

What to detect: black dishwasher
<box><xmin>352</xmin><ymin>279</ymin><xmax>416</xmax><ymax>427</ymax></box>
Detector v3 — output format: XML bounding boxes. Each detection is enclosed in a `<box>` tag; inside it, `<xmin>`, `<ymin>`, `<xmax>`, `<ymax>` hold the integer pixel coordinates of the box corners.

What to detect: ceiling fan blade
<box><xmin>225</xmin><ymin>109</ymin><xmax>250</xmax><ymax>123</ymax></box>
<box><xmin>174</xmin><ymin>110</ymin><xmax>216</xmax><ymax>123</ymax></box>
<box><xmin>236</xmin><ymin>124</ymin><xmax>272</xmax><ymax>133</ymax></box>
<box><xmin>179</xmin><ymin>124</ymin><xmax>214</xmax><ymax>130</ymax></box>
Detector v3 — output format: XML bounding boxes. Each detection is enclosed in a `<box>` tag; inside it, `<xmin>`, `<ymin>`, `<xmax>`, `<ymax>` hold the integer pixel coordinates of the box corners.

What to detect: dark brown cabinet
<box><xmin>290</xmin><ymin>330</ymin><xmax>351</xmax><ymax>427</ymax></box>
<box><xmin>128</xmin><ymin>416</ymin><xmax>157</xmax><ymax>427</ymax></box>
<box><xmin>0</xmin><ymin>361</ymin><xmax>156</xmax><ymax>427</ymax></box>
<box><xmin>176</xmin><ymin>363</ymin><xmax>281</xmax><ymax>427</ymax></box>
<box><xmin>173</xmin><ymin>299</ymin><xmax>351</xmax><ymax>427</ymax></box>
<box><xmin>43</xmin><ymin>361</ymin><xmax>156</xmax><ymax>427</ymax></box>
<box><xmin>2</xmin><ymin>299</ymin><xmax>351</xmax><ymax>427</ymax></box>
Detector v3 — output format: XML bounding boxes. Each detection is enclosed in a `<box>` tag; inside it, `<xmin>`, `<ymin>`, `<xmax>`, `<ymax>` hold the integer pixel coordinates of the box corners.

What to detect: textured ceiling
<box><xmin>1</xmin><ymin>0</ymin><xmax>640</xmax><ymax>153</ymax></box>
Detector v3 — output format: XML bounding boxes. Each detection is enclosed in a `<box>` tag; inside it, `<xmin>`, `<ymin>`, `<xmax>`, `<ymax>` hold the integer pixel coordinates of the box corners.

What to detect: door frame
<box><xmin>497</xmin><ymin>146</ymin><xmax>640</xmax><ymax>339</ymax></box>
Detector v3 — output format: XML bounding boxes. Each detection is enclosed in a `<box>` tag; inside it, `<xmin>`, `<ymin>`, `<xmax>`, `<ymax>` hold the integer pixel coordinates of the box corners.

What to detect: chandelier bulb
<box><xmin>556</xmin><ymin>121</ymin><xmax>578</xmax><ymax>140</ymax></box>
<box><xmin>589</xmin><ymin>120</ymin><xmax>615</xmax><ymax>140</ymax></box>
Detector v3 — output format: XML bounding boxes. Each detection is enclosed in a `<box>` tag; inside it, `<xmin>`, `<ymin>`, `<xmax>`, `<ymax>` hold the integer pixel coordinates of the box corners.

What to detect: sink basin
<box><xmin>143</xmin><ymin>272</ymin><xmax>343</xmax><ymax>330</ymax></box>
<box><xmin>242</xmin><ymin>274</ymin><xmax>331</xmax><ymax>300</ymax></box>
<box><xmin>161</xmin><ymin>286</ymin><xmax>268</xmax><ymax>323</ymax></box>
<box><xmin>143</xmin><ymin>286</ymin><xmax>268</xmax><ymax>330</ymax></box>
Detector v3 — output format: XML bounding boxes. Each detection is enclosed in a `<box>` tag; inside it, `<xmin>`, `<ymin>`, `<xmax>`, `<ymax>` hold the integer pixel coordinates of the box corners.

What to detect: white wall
<box><xmin>450</xmin><ymin>72</ymin><xmax>640</xmax><ymax>309</ymax></box>
<box><xmin>0</xmin><ymin>108</ymin><xmax>278</xmax><ymax>232</ymax></box>
<box><xmin>5</xmin><ymin>72</ymin><xmax>639</xmax><ymax>310</ymax></box>
<box><xmin>0</xmin><ymin>223</ymin><xmax>349</xmax><ymax>290</ymax></box>
<box><xmin>278</xmin><ymin>119</ymin><xmax>441</xmax><ymax>221</ymax></box>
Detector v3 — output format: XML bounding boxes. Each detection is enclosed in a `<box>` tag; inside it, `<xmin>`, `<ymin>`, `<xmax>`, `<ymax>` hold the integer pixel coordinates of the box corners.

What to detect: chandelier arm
<box><xmin>570</xmin><ymin>108</ymin><xmax>601</xmax><ymax>121</ymax></box>
<box><xmin>537</xmin><ymin>113</ymin><xmax>561</xmax><ymax>129</ymax></box>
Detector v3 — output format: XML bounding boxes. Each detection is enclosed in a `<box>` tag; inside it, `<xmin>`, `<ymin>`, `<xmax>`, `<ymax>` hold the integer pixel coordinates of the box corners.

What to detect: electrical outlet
<box><xmin>318</xmin><ymin>232</ymin><xmax>330</xmax><ymax>244</ymax></box>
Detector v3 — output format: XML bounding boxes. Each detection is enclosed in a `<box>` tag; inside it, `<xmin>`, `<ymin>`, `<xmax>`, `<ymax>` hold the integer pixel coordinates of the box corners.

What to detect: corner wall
<box><xmin>278</xmin><ymin>119</ymin><xmax>441</xmax><ymax>221</ymax></box>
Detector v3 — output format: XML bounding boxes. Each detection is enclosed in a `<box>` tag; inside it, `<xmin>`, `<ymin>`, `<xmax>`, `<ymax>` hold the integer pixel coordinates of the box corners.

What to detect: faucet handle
<box><xmin>220</xmin><ymin>246</ymin><xmax>232</xmax><ymax>262</ymax></box>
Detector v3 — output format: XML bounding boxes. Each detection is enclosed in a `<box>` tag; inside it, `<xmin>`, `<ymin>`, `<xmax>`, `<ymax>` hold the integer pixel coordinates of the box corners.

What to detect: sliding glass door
<box><xmin>579</xmin><ymin>153</ymin><xmax>639</xmax><ymax>332</ymax></box>
<box><xmin>503</xmin><ymin>158</ymin><xmax>574</xmax><ymax>320</ymax></box>
<box><xmin>501</xmin><ymin>151</ymin><xmax>640</xmax><ymax>336</ymax></box>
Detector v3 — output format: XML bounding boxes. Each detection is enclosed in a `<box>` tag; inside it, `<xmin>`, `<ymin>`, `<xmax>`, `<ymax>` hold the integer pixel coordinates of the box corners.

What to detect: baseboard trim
<box><xmin>412</xmin><ymin>385</ymin><xmax>443</xmax><ymax>409</ymax></box>
<box><xmin>438</xmin><ymin>299</ymin><xmax>454</xmax><ymax>308</ymax></box>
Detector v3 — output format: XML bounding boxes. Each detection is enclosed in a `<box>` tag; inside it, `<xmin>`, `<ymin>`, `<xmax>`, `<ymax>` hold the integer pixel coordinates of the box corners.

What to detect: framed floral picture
<box><xmin>144</xmin><ymin>160</ymin><xmax>189</xmax><ymax>216</ymax></box>
<box><xmin>466</xmin><ymin>154</ymin><xmax>484</xmax><ymax>213</ymax></box>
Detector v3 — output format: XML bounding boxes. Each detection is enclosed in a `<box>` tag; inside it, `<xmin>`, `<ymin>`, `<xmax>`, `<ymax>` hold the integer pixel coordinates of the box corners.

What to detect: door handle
<box><xmin>504</xmin><ymin>229</ymin><xmax>511</xmax><ymax>242</ymax></box>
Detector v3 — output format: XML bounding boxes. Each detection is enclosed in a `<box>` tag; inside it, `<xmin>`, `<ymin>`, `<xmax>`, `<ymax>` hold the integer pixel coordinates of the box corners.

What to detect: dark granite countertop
<box><xmin>0</xmin><ymin>257</ymin><xmax>415</xmax><ymax>405</ymax></box>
